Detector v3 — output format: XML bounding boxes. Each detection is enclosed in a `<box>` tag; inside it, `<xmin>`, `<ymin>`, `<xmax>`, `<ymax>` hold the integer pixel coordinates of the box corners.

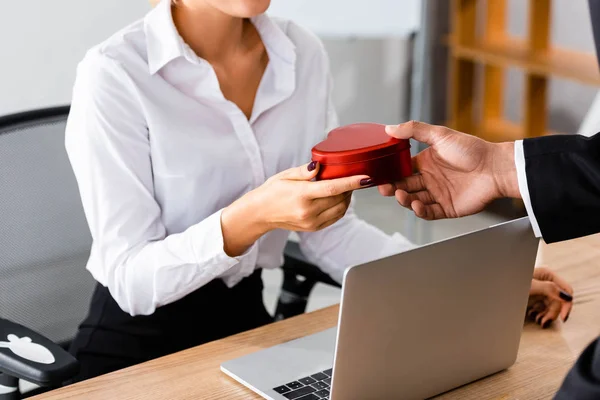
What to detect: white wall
<box><xmin>324</xmin><ymin>38</ymin><xmax>412</xmax><ymax>125</ymax></box>
<box><xmin>0</xmin><ymin>0</ymin><xmax>150</xmax><ymax>115</ymax></box>
<box><xmin>2</xmin><ymin>1</ymin><xmax>595</xmax><ymax>132</ymax></box>
<box><xmin>267</xmin><ymin>0</ymin><xmax>420</xmax><ymax>38</ymax></box>
<box><xmin>0</xmin><ymin>1</ymin><xmax>411</xmax><ymax>124</ymax></box>
<box><xmin>267</xmin><ymin>0</ymin><xmax>419</xmax><ymax>124</ymax></box>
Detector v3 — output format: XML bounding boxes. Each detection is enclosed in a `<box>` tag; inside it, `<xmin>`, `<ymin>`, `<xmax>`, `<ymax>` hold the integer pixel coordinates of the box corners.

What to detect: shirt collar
<box><xmin>144</xmin><ymin>0</ymin><xmax>185</xmax><ymax>75</ymax></box>
<box><xmin>251</xmin><ymin>14</ymin><xmax>296</xmax><ymax>66</ymax></box>
<box><xmin>144</xmin><ymin>1</ymin><xmax>296</xmax><ymax>75</ymax></box>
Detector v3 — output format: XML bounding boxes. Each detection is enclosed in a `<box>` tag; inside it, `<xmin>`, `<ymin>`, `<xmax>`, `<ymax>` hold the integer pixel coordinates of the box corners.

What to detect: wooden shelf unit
<box><xmin>448</xmin><ymin>0</ymin><xmax>600</xmax><ymax>142</ymax></box>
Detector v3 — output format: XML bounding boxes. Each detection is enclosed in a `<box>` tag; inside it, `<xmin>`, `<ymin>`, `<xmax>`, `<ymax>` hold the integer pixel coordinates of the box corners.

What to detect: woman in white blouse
<box><xmin>65</xmin><ymin>0</ymin><xmax>412</xmax><ymax>381</ymax></box>
<box><xmin>65</xmin><ymin>0</ymin><xmax>573</xmax><ymax>382</ymax></box>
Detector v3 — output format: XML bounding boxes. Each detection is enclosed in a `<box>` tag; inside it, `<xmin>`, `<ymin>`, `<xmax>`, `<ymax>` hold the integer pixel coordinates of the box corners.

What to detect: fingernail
<box><xmin>360</xmin><ymin>178</ymin><xmax>374</xmax><ymax>186</ymax></box>
<box><xmin>308</xmin><ymin>161</ymin><xmax>317</xmax><ymax>172</ymax></box>
<box><xmin>559</xmin><ymin>291</ymin><xmax>573</xmax><ymax>302</ymax></box>
<box><xmin>542</xmin><ymin>320</ymin><xmax>553</xmax><ymax>329</ymax></box>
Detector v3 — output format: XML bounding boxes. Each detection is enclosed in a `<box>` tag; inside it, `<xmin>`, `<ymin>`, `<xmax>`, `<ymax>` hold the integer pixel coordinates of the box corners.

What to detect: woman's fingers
<box><xmin>540</xmin><ymin>300</ymin><xmax>562</xmax><ymax>328</ymax></box>
<box><xmin>559</xmin><ymin>299</ymin><xmax>573</xmax><ymax>322</ymax></box>
<box><xmin>550</xmin><ymin>273</ymin><xmax>574</xmax><ymax>297</ymax></box>
<box><xmin>277</xmin><ymin>163</ymin><xmax>373</xmax><ymax>201</ymax></box>
<box><xmin>530</xmin><ymin>270</ymin><xmax>573</xmax><ymax>323</ymax></box>
<box><xmin>316</xmin><ymin>213</ymin><xmax>345</xmax><ymax>231</ymax></box>
<box><xmin>313</xmin><ymin>193</ymin><xmax>350</xmax><ymax>213</ymax></box>
<box><xmin>529</xmin><ymin>280</ymin><xmax>573</xmax><ymax>303</ymax></box>
<box><xmin>533</xmin><ymin>267</ymin><xmax>574</xmax><ymax>297</ymax></box>
<box><xmin>291</xmin><ymin>192</ymin><xmax>352</xmax><ymax>232</ymax></box>
<box><xmin>527</xmin><ymin>301</ymin><xmax>546</xmax><ymax>321</ymax></box>
<box><xmin>529</xmin><ymin>279</ymin><xmax>573</xmax><ymax>326</ymax></box>
<box><xmin>308</xmin><ymin>175</ymin><xmax>370</xmax><ymax>199</ymax></box>
<box><xmin>274</xmin><ymin>162</ymin><xmax>320</xmax><ymax>182</ymax></box>
<box><xmin>535</xmin><ymin>309</ymin><xmax>546</xmax><ymax>325</ymax></box>
<box><xmin>527</xmin><ymin>307</ymin><xmax>539</xmax><ymax>321</ymax></box>
<box><xmin>315</xmin><ymin>195</ymin><xmax>352</xmax><ymax>230</ymax></box>
<box><xmin>529</xmin><ymin>280</ymin><xmax>556</xmax><ymax>298</ymax></box>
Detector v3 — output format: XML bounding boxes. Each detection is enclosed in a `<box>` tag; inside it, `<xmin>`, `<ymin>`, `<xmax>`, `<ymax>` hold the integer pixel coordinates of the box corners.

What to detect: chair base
<box><xmin>0</xmin><ymin>373</ymin><xmax>19</xmax><ymax>400</ymax></box>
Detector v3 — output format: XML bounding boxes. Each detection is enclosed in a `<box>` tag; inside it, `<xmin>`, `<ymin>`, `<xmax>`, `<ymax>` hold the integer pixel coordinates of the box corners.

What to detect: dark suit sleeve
<box><xmin>525</xmin><ymin>133</ymin><xmax>600</xmax><ymax>398</ymax></box>
<box><xmin>523</xmin><ymin>133</ymin><xmax>600</xmax><ymax>244</ymax></box>
<box><xmin>550</xmin><ymin>3</ymin><xmax>600</xmax><ymax>398</ymax></box>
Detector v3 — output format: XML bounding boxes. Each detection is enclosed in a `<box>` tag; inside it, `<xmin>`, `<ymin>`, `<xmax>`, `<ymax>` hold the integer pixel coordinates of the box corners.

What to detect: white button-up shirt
<box><xmin>65</xmin><ymin>0</ymin><xmax>412</xmax><ymax>316</ymax></box>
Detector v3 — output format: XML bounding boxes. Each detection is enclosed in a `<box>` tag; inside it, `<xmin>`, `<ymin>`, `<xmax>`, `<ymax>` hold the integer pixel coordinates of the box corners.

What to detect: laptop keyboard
<box><xmin>273</xmin><ymin>368</ymin><xmax>332</xmax><ymax>399</ymax></box>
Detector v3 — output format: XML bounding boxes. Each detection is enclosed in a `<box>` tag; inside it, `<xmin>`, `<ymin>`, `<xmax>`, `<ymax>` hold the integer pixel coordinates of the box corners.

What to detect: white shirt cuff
<box><xmin>515</xmin><ymin>140</ymin><xmax>542</xmax><ymax>238</ymax></box>
<box><xmin>383</xmin><ymin>233</ymin><xmax>418</xmax><ymax>255</ymax></box>
<box><xmin>188</xmin><ymin>209</ymin><xmax>259</xmax><ymax>286</ymax></box>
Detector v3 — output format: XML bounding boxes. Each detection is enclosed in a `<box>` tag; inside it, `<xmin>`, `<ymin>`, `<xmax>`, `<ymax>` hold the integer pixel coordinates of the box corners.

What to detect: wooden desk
<box><xmin>34</xmin><ymin>235</ymin><xmax>600</xmax><ymax>400</ymax></box>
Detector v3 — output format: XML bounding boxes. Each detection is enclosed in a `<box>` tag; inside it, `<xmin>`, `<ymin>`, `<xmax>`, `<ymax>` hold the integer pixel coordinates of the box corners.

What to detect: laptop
<box><xmin>221</xmin><ymin>217</ymin><xmax>538</xmax><ymax>400</ymax></box>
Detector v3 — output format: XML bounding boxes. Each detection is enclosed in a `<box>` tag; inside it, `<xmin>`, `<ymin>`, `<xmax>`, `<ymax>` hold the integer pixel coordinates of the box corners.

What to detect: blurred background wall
<box><xmin>0</xmin><ymin>1</ymin><xmax>414</xmax><ymax>127</ymax></box>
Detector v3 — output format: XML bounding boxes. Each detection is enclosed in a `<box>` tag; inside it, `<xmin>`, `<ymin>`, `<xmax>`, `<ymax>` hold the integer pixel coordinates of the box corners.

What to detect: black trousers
<box><xmin>68</xmin><ymin>269</ymin><xmax>272</xmax><ymax>383</ymax></box>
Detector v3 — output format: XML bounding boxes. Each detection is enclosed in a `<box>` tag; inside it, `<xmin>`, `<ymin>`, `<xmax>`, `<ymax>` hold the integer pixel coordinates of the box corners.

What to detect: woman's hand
<box><xmin>221</xmin><ymin>162</ymin><xmax>371</xmax><ymax>256</ymax></box>
<box><xmin>527</xmin><ymin>267</ymin><xmax>573</xmax><ymax>329</ymax></box>
<box><xmin>252</xmin><ymin>162</ymin><xmax>371</xmax><ymax>232</ymax></box>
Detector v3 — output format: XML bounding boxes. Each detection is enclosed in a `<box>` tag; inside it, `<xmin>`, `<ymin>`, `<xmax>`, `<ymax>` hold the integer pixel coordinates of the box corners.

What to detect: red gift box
<box><xmin>311</xmin><ymin>123</ymin><xmax>412</xmax><ymax>186</ymax></box>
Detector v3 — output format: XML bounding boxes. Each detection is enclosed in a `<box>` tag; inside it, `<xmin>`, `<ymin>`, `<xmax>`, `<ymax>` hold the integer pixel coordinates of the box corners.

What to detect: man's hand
<box><xmin>380</xmin><ymin>121</ymin><xmax>520</xmax><ymax>220</ymax></box>
<box><xmin>527</xmin><ymin>267</ymin><xmax>574</xmax><ymax>328</ymax></box>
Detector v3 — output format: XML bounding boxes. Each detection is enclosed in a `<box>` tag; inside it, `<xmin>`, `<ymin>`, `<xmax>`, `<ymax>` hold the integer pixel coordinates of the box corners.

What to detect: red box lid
<box><xmin>312</xmin><ymin>123</ymin><xmax>410</xmax><ymax>164</ymax></box>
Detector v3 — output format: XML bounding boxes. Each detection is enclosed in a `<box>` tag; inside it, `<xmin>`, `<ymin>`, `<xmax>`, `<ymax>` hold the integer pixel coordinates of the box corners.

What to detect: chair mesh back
<box><xmin>0</xmin><ymin>113</ymin><xmax>95</xmax><ymax>344</ymax></box>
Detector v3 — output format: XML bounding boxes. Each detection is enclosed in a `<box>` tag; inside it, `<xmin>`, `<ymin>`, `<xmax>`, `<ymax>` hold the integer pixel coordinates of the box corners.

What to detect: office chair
<box><xmin>276</xmin><ymin>242</ymin><xmax>341</xmax><ymax>321</ymax></box>
<box><xmin>0</xmin><ymin>106</ymin><xmax>337</xmax><ymax>399</ymax></box>
<box><xmin>0</xmin><ymin>106</ymin><xmax>94</xmax><ymax>399</ymax></box>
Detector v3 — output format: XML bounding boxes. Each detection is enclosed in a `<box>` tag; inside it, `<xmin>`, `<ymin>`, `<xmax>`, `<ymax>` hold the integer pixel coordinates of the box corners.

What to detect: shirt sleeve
<box><xmin>514</xmin><ymin>140</ymin><xmax>542</xmax><ymax>238</ymax></box>
<box><xmin>65</xmin><ymin>51</ymin><xmax>258</xmax><ymax>316</ymax></box>
<box><xmin>298</xmin><ymin>204</ymin><xmax>416</xmax><ymax>283</ymax></box>
<box><xmin>297</xmin><ymin>59</ymin><xmax>415</xmax><ymax>283</ymax></box>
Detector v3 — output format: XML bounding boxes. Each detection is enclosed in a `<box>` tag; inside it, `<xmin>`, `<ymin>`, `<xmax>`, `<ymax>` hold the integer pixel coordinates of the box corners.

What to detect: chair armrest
<box><xmin>0</xmin><ymin>318</ymin><xmax>79</xmax><ymax>386</ymax></box>
<box><xmin>283</xmin><ymin>241</ymin><xmax>341</xmax><ymax>288</ymax></box>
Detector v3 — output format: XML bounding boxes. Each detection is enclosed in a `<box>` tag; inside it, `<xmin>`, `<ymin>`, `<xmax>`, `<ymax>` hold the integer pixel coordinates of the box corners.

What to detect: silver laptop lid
<box><xmin>330</xmin><ymin>217</ymin><xmax>538</xmax><ymax>400</ymax></box>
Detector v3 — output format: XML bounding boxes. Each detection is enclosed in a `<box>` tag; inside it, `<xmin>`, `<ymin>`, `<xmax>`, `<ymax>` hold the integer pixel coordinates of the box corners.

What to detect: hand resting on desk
<box><xmin>527</xmin><ymin>267</ymin><xmax>573</xmax><ymax>329</ymax></box>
